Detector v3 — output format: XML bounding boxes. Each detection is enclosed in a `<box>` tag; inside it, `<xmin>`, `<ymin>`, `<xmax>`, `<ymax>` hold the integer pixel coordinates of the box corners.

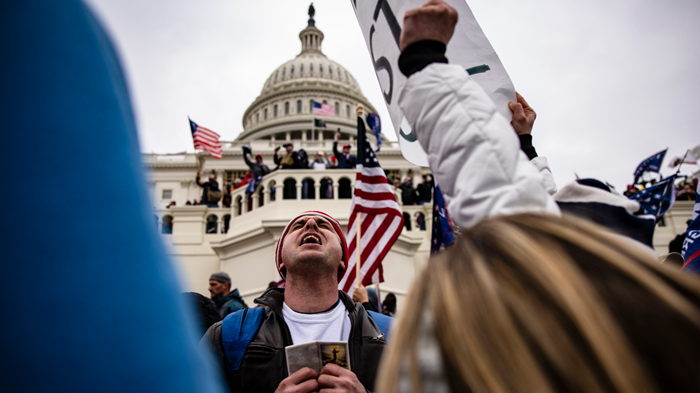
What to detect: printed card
<box><xmin>285</xmin><ymin>341</ymin><xmax>351</xmax><ymax>375</ymax></box>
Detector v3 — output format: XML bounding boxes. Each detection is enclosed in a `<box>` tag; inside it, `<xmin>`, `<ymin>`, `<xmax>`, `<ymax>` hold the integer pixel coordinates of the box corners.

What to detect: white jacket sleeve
<box><xmin>531</xmin><ymin>156</ymin><xmax>558</xmax><ymax>196</ymax></box>
<box><xmin>399</xmin><ymin>64</ymin><xmax>560</xmax><ymax>229</ymax></box>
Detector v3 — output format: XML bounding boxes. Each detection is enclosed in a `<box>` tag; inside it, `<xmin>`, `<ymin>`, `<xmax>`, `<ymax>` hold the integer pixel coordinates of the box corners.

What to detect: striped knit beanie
<box><xmin>275</xmin><ymin>211</ymin><xmax>349</xmax><ymax>282</ymax></box>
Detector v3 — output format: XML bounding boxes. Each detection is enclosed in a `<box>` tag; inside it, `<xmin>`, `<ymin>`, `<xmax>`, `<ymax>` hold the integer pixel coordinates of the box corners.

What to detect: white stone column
<box><xmin>296</xmin><ymin>182</ymin><xmax>302</xmax><ymax>200</ymax></box>
<box><xmin>242</xmin><ymin>195</ymin><xmax>248</xmax><ymax>214</ymax></box>
<box><xmin>333</xmin><ymin>181</ymin><xmax>339</xmax><ymax>200</ymax></box>
<box><xmin>263</xmin><ymin>188</ymin><xmax>271</xmax><ymax>205</ymax></box>
<box><xmin>252</xmin><ymin>191</ymin><xmax>260</xmax><ymax>210</ymax></box>
<box><xmin>314</xmin><ymin>183</ymin><xmax>321</xmax><ymax>200</ymax></box>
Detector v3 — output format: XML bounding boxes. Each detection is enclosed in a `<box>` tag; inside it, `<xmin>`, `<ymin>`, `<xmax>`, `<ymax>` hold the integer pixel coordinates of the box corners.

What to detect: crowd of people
<box><xmin>12</xmin><ymin>1</ymin><xmax>700</xmax><ymax>393</ymax></box>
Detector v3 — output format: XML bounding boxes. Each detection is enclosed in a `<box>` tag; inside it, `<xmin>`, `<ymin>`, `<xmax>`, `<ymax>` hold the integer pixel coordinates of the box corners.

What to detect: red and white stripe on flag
<box><xmin>312</xmin><ymin>101</ymin><xmax>335</xmax><ymax>116</ymax></box>
<box><xmin>338</xmin><ymin>165</ymin><xmax>403</xmax><ymax>293</ymax></box>
<box><xmin>193</xmin><ymin>124</ymin><xmax>223</xmax><ymax>159</ymax></box>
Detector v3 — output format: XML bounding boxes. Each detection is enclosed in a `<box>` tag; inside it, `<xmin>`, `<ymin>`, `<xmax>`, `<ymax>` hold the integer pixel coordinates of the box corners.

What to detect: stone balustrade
<box><xmin>154</xmin><ymin>168</ymin><xmax>431</xmax><ymax>239</ymax></box>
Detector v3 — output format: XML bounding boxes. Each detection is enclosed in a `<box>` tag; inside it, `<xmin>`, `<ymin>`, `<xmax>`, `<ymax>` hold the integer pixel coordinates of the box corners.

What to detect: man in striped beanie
<box><xmin>202</xmin><ymin>211</ymin><xmax>391</xmax><ymax>393</ymax></box>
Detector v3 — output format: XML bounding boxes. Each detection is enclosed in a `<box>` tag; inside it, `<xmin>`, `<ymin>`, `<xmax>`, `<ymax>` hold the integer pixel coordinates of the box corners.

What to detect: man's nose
<box><xmin>304</xmin><ymin>218</ymin><xmax>319</xmax><ymax>231</ymax></box>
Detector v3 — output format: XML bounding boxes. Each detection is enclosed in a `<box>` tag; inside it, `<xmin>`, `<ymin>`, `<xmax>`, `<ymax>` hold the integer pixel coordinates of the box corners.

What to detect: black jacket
<box><xmin>333</xmin><ymin>141</ymin><xmax>357</xmax><ymax>169</ymax></box>
<box><xmin>416</xmin><ymin>179</ymin><xmax>433</xmax><ymax>203</ymax></box>
<box><xmin>196</xmin><ymin>176</ymin><xmax>219</xmax><ymax>204</ymax></box>
<box><xmin>243</xmin><ymin>153</ymin><xmax>271</xmax><ymax>179</ymax></box>
<box><xmin>201</xmin><ymin>288</ymin><xmax>387</xmax><ymax>393</ymax></box>
<box><xmin>399</xmin><ymin>183</ymin><xmax>418</xmax><ymax>205</ymax></box>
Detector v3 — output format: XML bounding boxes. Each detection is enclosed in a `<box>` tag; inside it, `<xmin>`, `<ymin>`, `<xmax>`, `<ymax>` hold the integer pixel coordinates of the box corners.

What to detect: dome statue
<box><xmin>236</xmin><ymin>7</ymin><xmax>377</xmax><ymax>143</ymax></box>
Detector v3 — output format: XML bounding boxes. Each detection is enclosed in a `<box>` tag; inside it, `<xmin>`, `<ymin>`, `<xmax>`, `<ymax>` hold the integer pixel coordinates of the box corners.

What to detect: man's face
<box><xmin>280</xmin><ymin>215</ymin><xmax>344</xmax><ymax>280</ymax></box>
<box><xmin>256</xmin><ymin>156</ymin><xmax>263</xmax><ymax>164</ymax></box>
<box><xmin>209</xmin><ymin>174</ymin><xmax>216</xmax><ymax>181</ymax></box>
<box><xmin>209</xmin><ymin>280</ymin><xmax>230</xmax><ymax>298</ymax></box>
<box><xmin>286</xmin><ymin>145</ymin><xmax>293</xmax><ymax>153</ymax></box>
<box><xmin>342</xmin><ymin>147</ymin><xmax>350</xmax><ymax>154</ymax></box>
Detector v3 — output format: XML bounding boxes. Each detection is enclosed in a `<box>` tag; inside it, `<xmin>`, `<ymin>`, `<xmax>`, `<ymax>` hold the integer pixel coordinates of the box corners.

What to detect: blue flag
<box><xmin>431</xmin><ymin>184</ymin><xmax>455</xmax><ymax>254</ymax></box>
<box><xmin>629</xmin><ymin>175</ymin><xmax>677</xmax><ymax>219</ymax></box>
<box><xmin>365</xmin><ymin>113</ymin><xmax>382</xmax><ymax>152</ymax></box>
<box><xmin>682</xmin><ymin>182</ymin><xmax>700</xmax><ymax>273</ymax></box>
<box><xmin>634</xmin><ymin>149</ymin><xmax>667</xmax><ymax>181</ymax></box>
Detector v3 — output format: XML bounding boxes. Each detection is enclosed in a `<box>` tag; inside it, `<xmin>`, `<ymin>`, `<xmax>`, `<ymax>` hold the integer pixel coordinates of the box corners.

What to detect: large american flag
<box><xmin>189</xmin><ymin>119</ymin><xmax>223</xmax><ymax>159</ymax></box>
<box><xmin>338</xmin><ymin>117</ymin><xmax>403</xmax><ymax>293</ymax></box>
<box><xmin>312</xmin><ymin>101</ymin><xmax>335</xmax><ymax>116</ymax></box>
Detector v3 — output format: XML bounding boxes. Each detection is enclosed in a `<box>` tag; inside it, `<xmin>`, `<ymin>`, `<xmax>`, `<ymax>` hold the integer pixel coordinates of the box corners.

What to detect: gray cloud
<box><xmin>85</xmin><ymin>0</ymin><xmax>700</xmax><ymax>190</ymax></box>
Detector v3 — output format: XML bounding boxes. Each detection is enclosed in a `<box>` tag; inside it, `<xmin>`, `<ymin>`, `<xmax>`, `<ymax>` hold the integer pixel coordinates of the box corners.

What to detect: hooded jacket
<box><xmin>201</xmin><ymin>288</ymin><xmax>387</xmax><ymax>393</ymax></box>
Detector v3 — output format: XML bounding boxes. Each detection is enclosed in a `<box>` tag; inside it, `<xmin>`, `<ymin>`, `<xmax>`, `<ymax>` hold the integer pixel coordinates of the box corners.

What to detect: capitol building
<box><xmin>143</xmin><ymin>10</ymin><xmax>694</xmax><ymax>306</ymax></box>
<box><xmin>143</xmin><ymin>12</ymin><xmax>433</xmax><ymax>305</ymax></box>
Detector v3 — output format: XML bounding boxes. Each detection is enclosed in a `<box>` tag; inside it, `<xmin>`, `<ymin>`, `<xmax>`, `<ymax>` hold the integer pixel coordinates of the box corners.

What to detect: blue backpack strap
<box><xmin>367</xmin><ymin>310</ymin><xmax>393</xmax><ymax>342</ymax></box>
<box><xmin>221</xmin><ymin>307</ymin><xmax>265</xmax><ymax>371</ymax></box>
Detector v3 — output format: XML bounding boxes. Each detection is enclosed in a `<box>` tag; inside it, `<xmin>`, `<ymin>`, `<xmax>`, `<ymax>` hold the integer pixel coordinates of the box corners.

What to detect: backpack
<box><xmin>207</xmin><ymin>188</ymin><xmax>222</xmax><ymax>203</ymax></box>
<box><xmin>221</xmin><ymin>308</ymin><xmax>392</xmax><ymax>371</ymax></box>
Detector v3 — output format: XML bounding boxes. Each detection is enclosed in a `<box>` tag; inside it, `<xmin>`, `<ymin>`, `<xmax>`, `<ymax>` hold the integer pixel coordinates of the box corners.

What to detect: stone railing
<box><xmin>229</xmin><ymin>169</ymin><xmax>356</xmax><ymax>216</ymax></box>
<box><xmin>154</xmin><ymin>169</ymin><xmax>431</xmax><ymax>240</ymax></box>
<box><xmin>221</xmin><ymin>139</ymin><xmax>399</xmax><ymax>151</ymax></box>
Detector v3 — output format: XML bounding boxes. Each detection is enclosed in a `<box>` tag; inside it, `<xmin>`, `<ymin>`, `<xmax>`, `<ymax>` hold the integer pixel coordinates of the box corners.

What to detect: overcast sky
<box><xmin>84</xmin><ymin>0</ymin><xmax>699</xmax><ymax>190</ymax></box>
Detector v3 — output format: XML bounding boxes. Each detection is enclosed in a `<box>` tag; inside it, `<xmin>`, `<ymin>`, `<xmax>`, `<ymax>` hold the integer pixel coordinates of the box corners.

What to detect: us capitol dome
<box><xmin>237</xmin><ymin>8</ymin><xmax>378</xmax><ymax>143</ymax></box>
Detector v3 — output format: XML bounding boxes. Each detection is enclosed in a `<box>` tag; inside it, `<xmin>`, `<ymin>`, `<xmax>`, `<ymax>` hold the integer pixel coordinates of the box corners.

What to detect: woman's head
<box><xmin>378</xmin><ymin>213</ymin><xmax>700</xmax><ymax>393</ymax></box>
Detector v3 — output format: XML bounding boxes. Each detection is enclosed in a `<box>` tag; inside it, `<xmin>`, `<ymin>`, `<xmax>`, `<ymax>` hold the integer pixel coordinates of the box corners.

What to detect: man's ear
<box><xmin>279</xmin><ymin>261</ymin><xmax>286</xmax><ymax>274</ymax></box>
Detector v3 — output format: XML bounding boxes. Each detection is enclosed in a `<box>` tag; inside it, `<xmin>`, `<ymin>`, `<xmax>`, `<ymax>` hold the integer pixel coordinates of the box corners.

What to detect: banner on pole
<box><xmin>350</xmin><ymin>0</ymin><xmax>516</xmax><ymax>166</ymax></box>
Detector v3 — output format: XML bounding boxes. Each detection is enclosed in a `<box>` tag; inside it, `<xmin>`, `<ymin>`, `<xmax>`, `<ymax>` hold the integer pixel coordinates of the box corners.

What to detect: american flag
<box><xmin>338</xmin><ymin>116</ymin><xmax>403</xmax><ymax>293</ymax></box>
<box><xmin>312</xmin><ymin>101</ymin><xmax>335</xmax><ymax>116</ymax></box>
<box><xmin>189</xmin><ymin>119</ymin><xmax>223</xmax><ymax>159</ymax></box>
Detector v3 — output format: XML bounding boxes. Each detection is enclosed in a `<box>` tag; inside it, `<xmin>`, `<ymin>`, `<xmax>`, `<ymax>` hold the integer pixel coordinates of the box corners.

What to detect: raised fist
<box><xmin>400</xmin><ymin>0</ymin><xmax>458</xmax><ymax>51</ymax></box>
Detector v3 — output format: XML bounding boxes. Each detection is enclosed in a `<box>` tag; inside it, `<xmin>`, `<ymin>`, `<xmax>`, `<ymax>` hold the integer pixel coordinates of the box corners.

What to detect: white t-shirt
<box><xmin>282</xmin><ymin>300</ymin><xmax>351</xmax><ymax>345</ymax></box>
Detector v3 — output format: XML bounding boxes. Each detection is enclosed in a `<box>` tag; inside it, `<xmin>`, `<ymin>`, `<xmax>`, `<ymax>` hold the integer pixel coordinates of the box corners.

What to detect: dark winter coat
<box><xmin>181</xmin><ymin>292</ymin><xmax>222</xmax><ymax>337</ymax></box>
<box><xmin>213</xmin><ymin>289</ymin><xmax>247</xmax><ymax>318</ymax></box>
<box><xmin>196</xmin><ymin>175</ymin><xmax>219</xmax><ymax>205</ymax></box>
<box><xmin>243</xmin><ymin>153</ymin><xmax>271</xmax><ymax>178</ymax></box>
<box><xmin>333</xmin><ymin>141</ymin><xmax>357</xmax><ymax>169</ymax></box>
<box><xmin>201</xmin><ymin>288</ymin><xmax>388</xmax><ymax>393</ymax></box>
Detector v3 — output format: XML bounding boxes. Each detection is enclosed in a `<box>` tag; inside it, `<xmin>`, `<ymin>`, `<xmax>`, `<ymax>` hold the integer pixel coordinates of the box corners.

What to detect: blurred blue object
<box><xmin>0</xmin><ymin>1</ymin><xmax>224</xmax><ymax>392</ymax></box>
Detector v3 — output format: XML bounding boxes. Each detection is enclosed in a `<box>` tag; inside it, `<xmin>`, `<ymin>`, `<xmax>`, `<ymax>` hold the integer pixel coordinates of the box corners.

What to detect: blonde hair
<box><xmin>378</xmin><ymin>214</ymin><xmax>700</xmax><ymax>393</ymax></box>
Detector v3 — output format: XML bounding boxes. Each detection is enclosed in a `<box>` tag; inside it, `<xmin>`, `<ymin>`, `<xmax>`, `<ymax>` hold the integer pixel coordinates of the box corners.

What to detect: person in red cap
<box><xmin>333</xmin><ymin>130</ymin><xmax>357</xmax><ymax>169</ymax></box>
<box><xmin>202</xmin><ymin>211</ymin><xmax>388</xmax><ymax>393</ymax></box>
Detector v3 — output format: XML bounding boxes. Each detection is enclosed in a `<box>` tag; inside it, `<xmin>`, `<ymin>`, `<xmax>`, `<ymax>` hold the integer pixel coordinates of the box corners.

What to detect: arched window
<box><xmin>300</xmin><ymin>64</ymin><xmax>304</xmax><ymax>73</ymax></box>
<box><xmin>338</xmin><ymin>69</ymin><xmax>341</xmax><ymax>77</ymax></box>
<box><xmin>291</xmin><ymin>66</ymin><xmax>294</xmax><ymax>75</ymax></box>
<box><xmin>264</xmin><ymin>108</ymin><xmax>268</xmax><ymax>120</ymax></box>
<box><xmin>274</xmin><ymin>71</ymin><xmax>278</xmax><ymax>81</ymax></box>
<box><xmin>329</xmin><ymin>66</ymin><xmax>333</xmax><ymax>75</ymax></box>
<box><xmin>297</xmin><ymin>100</ymin><xmax>302</xmax><ymax>113</ymax></box>
<box><xmin>256</xmin><ymin>113</ymin><xmax>259</xmax><ymax>122</ymax></box>
<box><xmin>282</xmin><ymin>68</ymin><xmax>286</xmax><ymax>77</ymax></box>
<box><xmin>274</xmin><ymin>104</ymin><xmax>278</xmax><ymax>117</ymax></box>
<box><xmin>320</xmin><ymin>65</ymin><xmax>323</xmax><ymax>73</ymax></box>
<box><xmin>345</xmin><ymin>72</ymin><xmax>348</xmax><ymax>81</ymax></box>
<box><xmin>309</xmin><ymin>99</ymin><xmax>314</xmax><ymax>113</ymax></box>
<box><xmin>285</xmin><ymin>102</ymin><xmax>289</xmax><ymax>115</ymax></box>
<box><xmin>310</xmin><ymin>64</ymin><xmax>314</xmax><ymax>73</ymax></box>
<box><xmin>346</xmin><ymin>105</ymin><xmax>350</xmax><ymax>117</ymax></box>
<box><xmin>335</xmin><ymin>102</ymin><xmax>339</xmax><ymax>115</ymax></box>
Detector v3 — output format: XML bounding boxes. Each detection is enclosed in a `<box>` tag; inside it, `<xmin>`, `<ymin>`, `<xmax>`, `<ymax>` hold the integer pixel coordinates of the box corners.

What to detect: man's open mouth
<box><xmin>301</xmin><ymin>234</ymin><xmax>321</xmax><ymax>245</ymax></box>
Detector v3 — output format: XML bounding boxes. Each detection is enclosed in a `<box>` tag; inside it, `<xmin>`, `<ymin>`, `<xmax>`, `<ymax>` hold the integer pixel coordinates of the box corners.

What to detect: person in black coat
<box><xmin>242</xmin><ymin>146</ymin><xmax>271</xmax><ymax>178</ymax></box>
<box><xmin>333</xmin><ymin>130</ymin><xmax>357</xmax><ymax>169</ymax></box>
<box><xmin>399</xmin><ymin>178</ymin><xmax>418</xmax><ymax>206</ymax></box>
<box><xmin>274</xmin><ymin>143</ymin><xmax>300</xmax><ymax>169</ymax></box>
<box><xmin>416</xmin><ymin>174</ymin><xmax>434</xmax><ymax>205</ymax></box>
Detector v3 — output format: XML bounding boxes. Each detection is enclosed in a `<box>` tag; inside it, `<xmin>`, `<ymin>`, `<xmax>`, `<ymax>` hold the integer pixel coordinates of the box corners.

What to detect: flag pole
<box><xmin>355</xmin><ymin>103</ymin><xmax>364</xmax><ymax>287</ymax></box>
